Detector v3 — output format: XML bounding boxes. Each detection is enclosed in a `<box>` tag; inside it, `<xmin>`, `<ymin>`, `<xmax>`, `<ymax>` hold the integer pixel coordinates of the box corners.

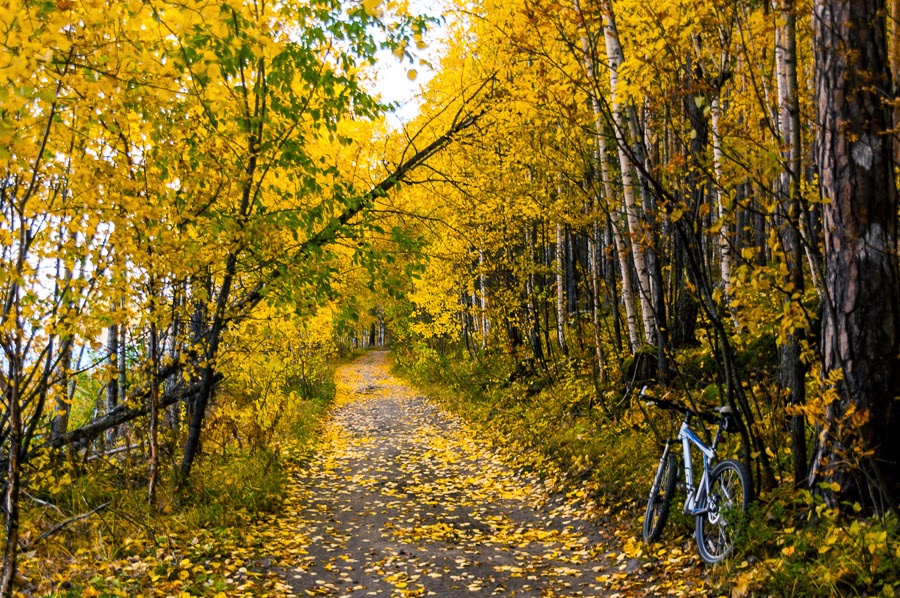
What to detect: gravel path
<box><xmin>277</xmin><ymin>351</ymin><xmax>626</xmax><ymax>597</ymax></box>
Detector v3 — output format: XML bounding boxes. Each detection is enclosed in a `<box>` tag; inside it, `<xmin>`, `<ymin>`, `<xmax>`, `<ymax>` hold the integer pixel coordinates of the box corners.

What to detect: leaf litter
<box><xmin>251</xmin><ymin>351</ymin><xmax>711</xmax><ymax>597</ymax></box>
<box><xmin>26</xmin><ymin>351</ymin><xmax>711</xmax><ymax>596</ymax></box>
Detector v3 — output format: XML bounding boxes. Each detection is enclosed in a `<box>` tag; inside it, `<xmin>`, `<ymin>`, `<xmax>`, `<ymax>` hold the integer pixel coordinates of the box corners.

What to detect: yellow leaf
<box><xmin>407</xmin><ymin>69</ymin><xmax>418</xmax><ymax>81</ymax></box>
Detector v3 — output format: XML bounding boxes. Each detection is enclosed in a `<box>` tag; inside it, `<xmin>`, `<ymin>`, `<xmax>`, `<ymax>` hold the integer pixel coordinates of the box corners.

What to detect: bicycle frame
<box><xmin>660</xmin><ymin>415</ymin><xmax>722</xmax><ymax>516</ymax></box>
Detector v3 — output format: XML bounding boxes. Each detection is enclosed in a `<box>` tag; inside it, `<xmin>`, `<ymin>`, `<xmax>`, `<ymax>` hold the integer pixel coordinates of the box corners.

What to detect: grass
<box><xmin>391</xmin><ymin>341</ymin><xmax>900</xmax><ymax>597</ymax></box>
<box><xmin>16</xmin><ymin>352</ymin><xmax>340</xmax><ymax>597</ymax></box>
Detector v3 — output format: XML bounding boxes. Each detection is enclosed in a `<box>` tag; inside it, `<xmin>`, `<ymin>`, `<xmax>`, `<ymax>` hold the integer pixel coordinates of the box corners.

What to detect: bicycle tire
<box><xmin>643</xmin><ymin>451</ymin><xmax>678</xmax><ymax>542</ymax></box>
<box><xmin>695</xmin><ymin>459</ymin><xmax>751</xmax><ymax>564</ymax></box>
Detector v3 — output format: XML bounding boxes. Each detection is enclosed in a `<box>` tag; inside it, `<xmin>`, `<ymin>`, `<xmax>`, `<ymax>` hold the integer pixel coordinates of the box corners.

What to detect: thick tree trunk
<box><xmin>811</xmin><ymin>0</ymin><xmax>900</xmax><ymax>511</ymax></box>
<box><xmin>596</xmin><ymin>133</ymin><xmax>639</xmax><ymax>353</ymax></box>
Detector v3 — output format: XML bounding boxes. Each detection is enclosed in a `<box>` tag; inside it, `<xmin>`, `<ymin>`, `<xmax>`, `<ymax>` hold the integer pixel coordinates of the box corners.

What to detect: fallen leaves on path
<box><xmin>250</xmin><ymin>352</ymin><xmax>711</xmax><ymax>597</ymax></box>
<box><xmin>24</xmin><ymin>352</ymin><xmax>712</xmax><ymax>596</ymax></box>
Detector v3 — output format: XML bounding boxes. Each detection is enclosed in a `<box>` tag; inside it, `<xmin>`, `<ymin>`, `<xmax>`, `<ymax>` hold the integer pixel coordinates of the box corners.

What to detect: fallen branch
<box><xmin>26</xmin><ymin>502</ymin><xmax>110</xmax><ymax>548</ymax></box>
<box><xmin>22</xmin><ymin>491</ymin><xmax>63</xmax><ymax>516</ymax></box>
<box><xmin>45</xmin><ymin>373</ymin><xmax>222</xmax><ymax>450</ymax></box>
<box><xmin>86</xmin><ymin>443</ymin><xmax>139</xmax><ymax>461</ymax></box>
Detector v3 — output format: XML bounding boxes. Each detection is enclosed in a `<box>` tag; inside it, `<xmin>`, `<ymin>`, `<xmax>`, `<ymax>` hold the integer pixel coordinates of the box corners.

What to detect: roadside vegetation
<box><xmin>19</xmin><ymin>332</ymin><xmax>337</xmax><ymax>597</ymax></box>
<box><xmin>394</xmin><ymin>343</ymin><xmax>899</xmax><ymax>597</ymax></box>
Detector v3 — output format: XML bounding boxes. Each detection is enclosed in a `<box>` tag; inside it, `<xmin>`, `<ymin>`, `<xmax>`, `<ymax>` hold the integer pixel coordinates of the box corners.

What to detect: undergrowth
<box><xmin>16</xmin><ymin>351</ymin><xmax>341</xmax><ymax>597</ymax></box>
<box><xmin>392</xmin><ymin>341</ymin><xmax>899</xmax><ymax>598</ymax></box>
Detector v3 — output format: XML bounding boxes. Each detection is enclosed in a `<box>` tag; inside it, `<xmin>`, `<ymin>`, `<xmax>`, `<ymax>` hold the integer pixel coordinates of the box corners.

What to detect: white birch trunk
<box><xmin>478</xmin><ymin>247</ymin><xmax>488</xmax><ymax>350</ymax></box>
<box><xmin>597</xmin><ymin>129</ymin><xmax>639</xmax><ymax>352</ymax></box>
<box><xmin>599</xmin><ymin>0</ymin><xmax>656</xmax><ymax>345</ymax></box>
<box><xmin>710</xmin><ymin>97</ymin><xmax>731</xmax><ymax>297</ymax></box>
<box><xmin>555</xmin><ymin>222</ymin><xmax>568</xmax><ymax>355</ymax></box>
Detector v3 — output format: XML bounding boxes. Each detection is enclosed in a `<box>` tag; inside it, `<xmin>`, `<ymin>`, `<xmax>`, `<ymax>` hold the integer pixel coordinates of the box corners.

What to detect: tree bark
<box><xmin>588</xmin><ymin>214</ymin><xmax>607</xmax><ymax>381</ymax></box>
<box><xmin>599</xmin><ymin>0</ymin><xmax>656</xmax><ymax>346</ymax></box>
<box><xmin>1</xmin><ymin>332</ymin><xmax>23</xmax><ymax>598</ymax></box>
<box><xmin>105</xmin><ymin>324</ymin><xmax>119</xmax><ymax>447</ymax></box>
<box><xmin>892</xmin><ymin>0</ymin><xmax>900</xmax><ymax>163</ymax></box>
<box><xmin>811</xmin><ymin>0</ymin><xmax>900</xmax><ymax>511</ymax></box>
<box><xmin>478</xmin><ymin>246</ymin><xmax>489</xmax><ymax>350</ymax></box>
<box><xmin>148</xmin><ymin>318</ymin><xmax>160</xmax><ymax>507</ymax></box>
<box><xmin>710</xmin><ymin>97</ymin><xmax>732</xmax><ymax>299</ymax></box>
<box><xmin>555</xmin><ymin>222</ymin><xmax>569</xmax><ymax>355</ymax></box>
<box><xmin>774</xmin><ymin>0</ymin><xmax>808</xmax><ymax>486</ymax></box>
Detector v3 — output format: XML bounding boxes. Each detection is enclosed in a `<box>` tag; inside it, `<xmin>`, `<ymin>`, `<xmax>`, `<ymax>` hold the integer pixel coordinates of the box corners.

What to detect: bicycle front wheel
<box><xmin>643</xmin><ymin>451</ymin><xmax>678</xmax><ymax>543</ymax></box>
<box><xmin>695</xmin><ymin>459</ymin><xmax>751</xmax><ymax>564</ymax></box>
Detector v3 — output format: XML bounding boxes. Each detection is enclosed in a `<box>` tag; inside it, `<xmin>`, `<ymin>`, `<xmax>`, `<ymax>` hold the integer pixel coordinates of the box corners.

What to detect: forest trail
<box><xmin>262</xmin><ymin>351</ymin><xmax>655</xmax><ymax>597</ymax></box>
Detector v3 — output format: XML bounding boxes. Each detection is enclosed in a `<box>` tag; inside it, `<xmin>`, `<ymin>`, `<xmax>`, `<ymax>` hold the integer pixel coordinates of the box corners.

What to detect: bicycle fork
<box><xmin>649</xmin><ymin>440</ymin><xmax>674</xmax><ymax>501</ymax></box>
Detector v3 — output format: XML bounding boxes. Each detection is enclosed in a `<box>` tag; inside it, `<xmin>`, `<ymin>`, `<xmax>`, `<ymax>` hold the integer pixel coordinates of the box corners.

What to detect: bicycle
<box><xmin>639</xmin><ymin>386</ymin><xmax>752</xmax><ymax>564</ymax></box>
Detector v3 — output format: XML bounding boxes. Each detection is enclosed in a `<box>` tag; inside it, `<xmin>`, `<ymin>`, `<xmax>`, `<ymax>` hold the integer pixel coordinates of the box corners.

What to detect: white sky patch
<box><xmin>366</xmin><ymin>0</ymin><xmax>450</xmax><ymax>128</ymax></box>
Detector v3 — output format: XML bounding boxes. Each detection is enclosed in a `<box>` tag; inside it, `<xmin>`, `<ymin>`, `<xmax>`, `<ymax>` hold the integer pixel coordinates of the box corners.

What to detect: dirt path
<box><xmin>265</xmin><ymin>352</ymin><xmax>649</xmax><ymax>597</ymax></box>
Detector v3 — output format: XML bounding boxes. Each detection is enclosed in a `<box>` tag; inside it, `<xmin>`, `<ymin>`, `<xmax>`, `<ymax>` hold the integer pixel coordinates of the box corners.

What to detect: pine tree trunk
<box><xmin>811</xmin><ymin>0</ymin><xmax>900</xmax><ymax>511</ymax></box>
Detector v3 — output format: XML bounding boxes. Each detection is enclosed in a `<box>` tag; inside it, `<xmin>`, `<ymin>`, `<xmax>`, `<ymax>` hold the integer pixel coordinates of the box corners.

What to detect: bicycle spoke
<box><xmin>696</xmin><ymin>460</ymin><xmax>750</xmax><ymax>564</ymax></box>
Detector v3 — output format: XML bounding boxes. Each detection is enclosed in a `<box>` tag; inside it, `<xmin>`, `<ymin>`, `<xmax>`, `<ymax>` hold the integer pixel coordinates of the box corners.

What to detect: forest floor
<box><xmin>251</xmin><ymin>351</ymin><xmax>705</xmax><ymax>597</ymax></box>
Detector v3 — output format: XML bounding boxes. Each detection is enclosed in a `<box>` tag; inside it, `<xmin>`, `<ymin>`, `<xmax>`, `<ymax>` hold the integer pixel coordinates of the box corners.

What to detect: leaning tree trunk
<box><xmin>597</xmin><ymin>135</ymin><xmax>640</xmax><ymax>353</ymax></box>
<box><xmin>573</xmin><ymin>0</ymin><xmax>638</xmax><ymax>357</ymax></box>
<box><xmin>811</xmin><ymin>0</ymin><xmax>900</xmax><ymax>512</ymax></box>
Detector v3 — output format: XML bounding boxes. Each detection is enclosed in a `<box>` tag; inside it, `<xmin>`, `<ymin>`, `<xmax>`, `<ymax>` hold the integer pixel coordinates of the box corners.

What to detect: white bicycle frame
<box><xmin>677</xmin><ymin>420</ymin><xmax>718</xmax><ymax>515</ymax></box>
<box><xmin>652</xmin><ymin>417</ymin><xmax>721</xmax><ymax>516</ymax></box>
<box><xmin>644</xmin><ymin>386</ymin><xmax>725</xmax><ymax>517</ymax></box>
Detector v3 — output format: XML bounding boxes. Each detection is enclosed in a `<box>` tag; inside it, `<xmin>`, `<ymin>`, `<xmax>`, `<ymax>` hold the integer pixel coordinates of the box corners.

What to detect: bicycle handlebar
<box><xmin>638</xmin><ymin>386</ymin><xmax>720</xmax><ymax>424</ymax></box>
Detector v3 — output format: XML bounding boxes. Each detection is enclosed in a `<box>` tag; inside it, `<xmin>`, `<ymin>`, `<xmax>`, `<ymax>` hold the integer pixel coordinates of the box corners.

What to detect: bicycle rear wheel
<box><xmin>695</xmin><ymin>459</ymin><xmax>751</xmax><ymax>564</ymax></box>
<box><xmin>643</xmin><ymin>451</ymin><xmax>678</xmax><ymax>542</ymax></box>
